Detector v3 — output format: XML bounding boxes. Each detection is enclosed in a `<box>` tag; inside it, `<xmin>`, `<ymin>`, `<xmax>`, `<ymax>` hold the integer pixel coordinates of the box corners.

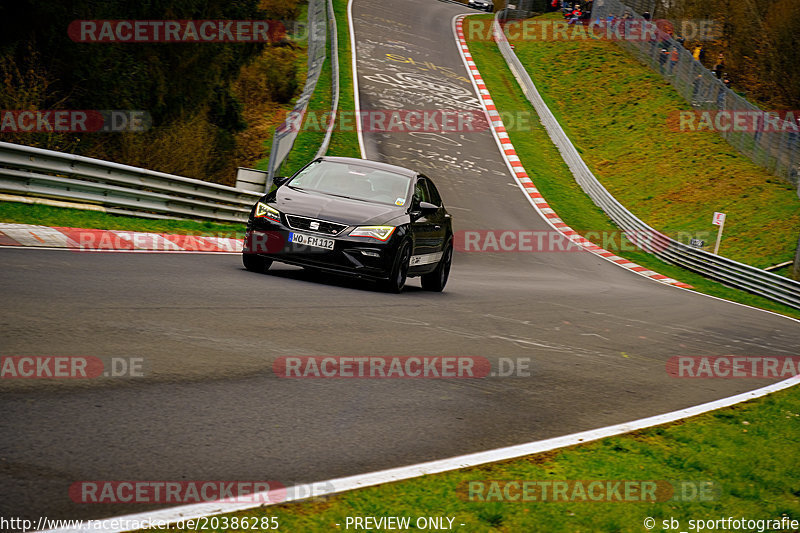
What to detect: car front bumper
<box><xmin>243</xmin><ymin>220</ymin><xmax>404</xmax><ymax>280</ymax></box>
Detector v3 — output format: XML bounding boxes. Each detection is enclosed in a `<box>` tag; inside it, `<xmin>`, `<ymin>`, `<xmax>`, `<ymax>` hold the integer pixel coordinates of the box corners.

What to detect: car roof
<box><xmin>318</xmin><ymin>156</ymin><xmax>420</xmax><ymax>178</ymax></box>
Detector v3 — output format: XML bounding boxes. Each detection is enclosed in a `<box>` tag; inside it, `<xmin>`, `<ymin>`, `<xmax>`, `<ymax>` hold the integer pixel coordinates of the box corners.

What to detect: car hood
<box><xmin>271</xmin><ymin>187</ymin><xmax>406</xmax><ymax>226</ymax></box>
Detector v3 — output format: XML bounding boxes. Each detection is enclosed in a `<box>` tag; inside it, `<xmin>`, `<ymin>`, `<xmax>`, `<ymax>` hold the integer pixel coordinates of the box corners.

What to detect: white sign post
<box><xmin>712</xmin><ymin>212</ymin><xmax>726</xmax><ymax>255</ymax></box>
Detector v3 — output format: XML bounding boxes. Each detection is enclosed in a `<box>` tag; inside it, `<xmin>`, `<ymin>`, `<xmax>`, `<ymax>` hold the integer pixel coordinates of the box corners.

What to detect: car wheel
<box><xmin>379</xmin><ymin>240</ymin><xmax>411</xmax><ymax>293</ymax></box>
<box><xmin>242</xmin><ymin>253</ymin><xmax>272</xmax><ymax>273</ymax></box>
<box><xmin>421</xmin><ymin>239</ymin><xmax>452</xmax><ymax>292</ymax></box>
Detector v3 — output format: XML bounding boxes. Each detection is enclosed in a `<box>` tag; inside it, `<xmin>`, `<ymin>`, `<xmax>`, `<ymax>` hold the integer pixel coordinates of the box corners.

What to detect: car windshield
<box><xmin>287</xmin><ymin>160</ymin><xmax>413</xmax><ymax>206</ymax></box>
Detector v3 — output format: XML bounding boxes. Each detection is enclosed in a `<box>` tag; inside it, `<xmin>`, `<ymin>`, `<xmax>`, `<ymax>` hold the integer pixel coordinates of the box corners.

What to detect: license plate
<box><xmin>288</xmin><ymin>232</ymin><xmax>335</xmax><ymax>250</ymax></box>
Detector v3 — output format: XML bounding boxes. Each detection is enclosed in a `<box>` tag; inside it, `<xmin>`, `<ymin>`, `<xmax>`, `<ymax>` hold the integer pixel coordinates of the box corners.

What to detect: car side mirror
<box><xmin>272</xmin><ymin>176</ymin><xmax>290</xmax><ymax>188</ymax></box>
<box><xmin>419</xmin><ymin>201</ymin><xmax>439</xmax><ymax>214</ymax></box>
<box><xmin>411</xmin><ymin>201</ymin><xmax>439</xmax><ymax>220</ymax></box>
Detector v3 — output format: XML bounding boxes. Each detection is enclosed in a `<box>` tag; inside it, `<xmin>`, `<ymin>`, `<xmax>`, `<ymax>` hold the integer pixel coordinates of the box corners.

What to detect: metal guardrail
<box><xmin>491</xmin><ymin>12</ymin><xmax>800</xmax><ymax>309</ymax></box>
<box><xmin>316</xmin><ymin>0</ymin><xmax>340</xmax><ymax>159</ymax></box>
<box><xmin>267</xmin><ymin>0</ymin><xmax>328</xmax><ymax>182</ymax></box>
<box><xmin>0</xmin><ymin>142</ymin><xmax>261</xmax><ymax>223</ymax></box>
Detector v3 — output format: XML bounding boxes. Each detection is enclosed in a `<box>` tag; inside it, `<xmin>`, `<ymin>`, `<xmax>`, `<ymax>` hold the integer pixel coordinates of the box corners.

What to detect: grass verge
<box><xmin>462</xmin><ymin>14</ymin><xmax>800</xmax><ymax>320</ymax></box>
<box><xmin>494</xmin><ymin>13</ymin><xmax>799</xmax><ymax>271</ymax></box>
<box><xmin>325</xmin><ymin>0</ymin><xmax>363</xmax><ymax>160</ymax></box>
<box><xmin>140</xmin><ymin>382</ymin><xmax>800</xmax><ymax>532</ymax></box>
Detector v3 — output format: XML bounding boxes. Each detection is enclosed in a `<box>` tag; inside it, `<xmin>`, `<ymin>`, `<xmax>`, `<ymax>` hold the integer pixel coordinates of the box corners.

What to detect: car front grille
<box><xmin>285</xmin><ymin>215</ymin><xmax>347</xmax><ymax>236</ymax></box>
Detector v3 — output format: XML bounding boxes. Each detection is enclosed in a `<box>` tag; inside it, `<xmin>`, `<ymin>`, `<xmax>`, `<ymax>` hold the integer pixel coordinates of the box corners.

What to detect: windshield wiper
<box><xmin>323</xmin><ymin>192</ymin><xmax>365</xmax><ymax>201</ymax></box>
<box><xmin>291</xmin><ymin>188</ymin><xmax>372</xmax><ymax>202</ymax></box>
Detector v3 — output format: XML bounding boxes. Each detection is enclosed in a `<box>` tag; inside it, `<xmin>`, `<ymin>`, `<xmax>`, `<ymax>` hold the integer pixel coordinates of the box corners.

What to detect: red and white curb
<box><xmin>0</xmin><ymin>223</ymin><xmax>243</xmax><ymax>253</ymax></box>
<box><xmin>454</xmin><ymin>16</ymin><xmax>692</xmax><ymax>289</ymax></box>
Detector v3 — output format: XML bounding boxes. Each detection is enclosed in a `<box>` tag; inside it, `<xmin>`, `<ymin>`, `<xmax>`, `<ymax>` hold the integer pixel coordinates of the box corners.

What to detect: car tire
<box><xmin>242</xmin><ymin>253</ymin><xmax>273</xmax><ymax>273</ymax></box>
<box><xmin>421</xmin><ymin>239</ymin><xmax>452</xmax><ymax>292</ymax></box>
<box><xmin>379</xmin><ymin>240</ymin><xmax>411</xmax><ymax>293</ymax></box>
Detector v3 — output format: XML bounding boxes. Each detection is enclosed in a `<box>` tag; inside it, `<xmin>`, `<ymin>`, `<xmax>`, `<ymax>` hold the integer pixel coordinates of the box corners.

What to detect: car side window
<box><xmin>425</xmin><ymin>179</ymin><xmax>443</xmax><ymax>207</ymax></box>
<box><xmin>414</xmin><ymin>178</ymin><xmax>431</xmax><ymax>204</ymax></box>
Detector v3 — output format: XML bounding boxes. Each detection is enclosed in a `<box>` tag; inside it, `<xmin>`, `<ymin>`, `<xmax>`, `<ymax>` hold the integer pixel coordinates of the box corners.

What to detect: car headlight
<box><xmin>349</xmin><ymin>226</ymin><xmax>396</xmax><ymax>241</ymax></box>
<box><xmin>254</xmin><ymin>202</ymin><xmax>281</xmax><ymax>222</ymax></box>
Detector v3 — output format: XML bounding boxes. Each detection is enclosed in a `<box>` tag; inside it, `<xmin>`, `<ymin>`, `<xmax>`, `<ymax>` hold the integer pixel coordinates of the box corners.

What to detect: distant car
<box><xmin>243</xmin><ymin>157</ymin><xmax>453</xmax><ymax>293</ymax></box>
<box><xmin>467</xmin><ymin>0</ymin><xmax>493</xmax><ymax>12</ymax></box>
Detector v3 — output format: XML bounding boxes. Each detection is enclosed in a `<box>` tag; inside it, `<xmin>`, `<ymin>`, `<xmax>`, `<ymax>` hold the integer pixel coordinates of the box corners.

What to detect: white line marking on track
<box><xmin>349</xmin><ymin>0</ymin><xmax>367</xmax><ymax>159</ymax></box>
<box><xmin>39</xmin><ymin>375</ymin><xmax>800</xmax><ymax>533</ymax></box>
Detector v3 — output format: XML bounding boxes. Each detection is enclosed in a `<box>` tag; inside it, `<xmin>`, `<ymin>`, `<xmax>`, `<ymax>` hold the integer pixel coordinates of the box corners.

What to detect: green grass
<box><xmin>141</xmin><ymin>382</ymin><xmax>800</xmax><ymax>532</ymax></box>
<box><xmin>0</xmin><ymin>201</ymin><xmax>242</xmax><ymax>237</ymax></box>
<box><xmin>279</xmin><ymin>6</ymin><xmax>334</xmax><ymax>176</ymax></box>
<box><xmin>460</xmin><ymin>14</ymin><xmax>800</xmax><ymax>320</ymax></box>
<box><xmin>500</xmin><ymin>13</ymin><xmax>800</xmax><ymax>271</ymax></box>
<box><xmin>279</xmin><ymin>0</ymin><xmax>363</xmax><ymax>172</ymax></box>
<box><xmin>325</xmin><ymin>0</ymin><xmax>363</xmax><ymax>160</ymax></box>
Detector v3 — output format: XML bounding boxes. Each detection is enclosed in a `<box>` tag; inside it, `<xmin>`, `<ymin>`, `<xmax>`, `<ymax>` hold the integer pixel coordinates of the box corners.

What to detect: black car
<box><xmin>467</xmin><ymin>0</ymin><xmax>493</xmax><ymax>12</ymax></box>
<box><xmin>243</xmin><ymin>157</ymin><xmax>453</xmax><ymax>293</ymax></box>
